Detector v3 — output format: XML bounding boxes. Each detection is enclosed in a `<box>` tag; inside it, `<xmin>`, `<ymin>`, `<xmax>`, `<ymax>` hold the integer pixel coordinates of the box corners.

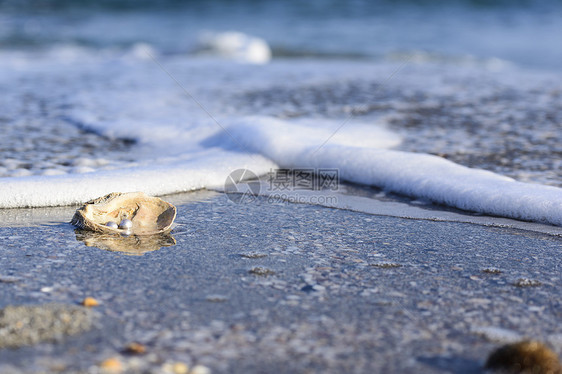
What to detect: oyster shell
<box><xmin>71</xmin><ymin>192</ymin><xmax>176</xmax><ymax>235</ymax></box>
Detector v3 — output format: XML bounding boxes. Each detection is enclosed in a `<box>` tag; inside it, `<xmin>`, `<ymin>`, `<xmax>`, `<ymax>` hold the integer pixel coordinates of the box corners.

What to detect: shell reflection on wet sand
<box><xmin>74</xmin><ymin>230</ymin><xmax>176</xmax><ymax>255</ymax></box>
<box><xmin>71</xmin><ymin>192</ymin><xmax>177</xmax><ymax>235</ymax></box>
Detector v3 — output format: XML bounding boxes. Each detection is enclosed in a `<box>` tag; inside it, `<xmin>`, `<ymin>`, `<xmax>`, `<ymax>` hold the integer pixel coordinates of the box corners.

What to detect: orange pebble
<box><xmin>81</xmin><ymin>297</ymin><xmax>99</xmax><ymax>307</ymax></box>
<box><xmin>100</xmin><ymin>357</ymin><xmax>122</xmax><ymax>373</ymax></box>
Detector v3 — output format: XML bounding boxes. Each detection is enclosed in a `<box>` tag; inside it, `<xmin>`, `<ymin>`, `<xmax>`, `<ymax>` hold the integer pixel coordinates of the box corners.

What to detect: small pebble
<box><xmin>370</xmin><ymin>262</ymin><xmax>402</xmax><ymax>268</ymax></box>
<box><xmin>205</xmin><ymin>295</ymin><xmax>228</xmax><ymax>303</ymax></box>
<box><xmin>124</xmin><ymin>342</ymin><xmax>146</xmax><ymax>354</ymax></box>
<box><xmin>513</xmin><ymin>278</ymin><xmax>542</xmax><ymax>287</ymax></box>
<box><xmin>100</xmin><ymin>357</ymin><xmax>123</xmax><ymax>373</ymax></box>
<box><xmin>162</xmin><ymin>362</ymin><xmax>190</xmax><ymax>374</ymax></box>
<box><xmin>240</xmin><ymin>252</ymin><xmax>268</xmax><ymax>259</ymax></box>
<box><xmin>0</xmin><ymin>275</ymin><xmax>21</xmax><ymax>283</ymax></box>
<box><xmin>482</xmin><ymin>267</ymin><xmax>502</xmax><ymax>274</ymax></box>
<box><xmin>81</xmin><ymin>297</ymin><xmax>99</xmax><ymax>307</ymax></box>
<box><xmin>248</xmin><ymin>267</ymin><xmax>276</xmax><ymax>276</ymax></box>
<box><xmin>172</xmin><ymin>362</ymin><xmax>189</xmax><ymax>374</ymax></box>
<box><xmin>486</xmin><ymin>340</ymin><xmax>562</xmax><ymax>374</ymax></box>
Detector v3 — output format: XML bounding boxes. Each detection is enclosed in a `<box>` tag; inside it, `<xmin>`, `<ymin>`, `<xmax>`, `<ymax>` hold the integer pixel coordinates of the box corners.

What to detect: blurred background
<box><xmin>1</xmin><ymin>0</ymin><xmax>561</xmax><ymax>195</ymax></box>
<box><xmin>1</xmin><ymin>0</ymin><xmax>561</xmax><ymax>70</ymax></box>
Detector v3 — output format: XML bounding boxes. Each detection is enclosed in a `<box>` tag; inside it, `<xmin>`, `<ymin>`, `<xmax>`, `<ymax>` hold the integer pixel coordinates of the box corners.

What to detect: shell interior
<box><xmin>71</xmin><ymin>192</ymin><xmax>177</xmax><ymax>235</ymax></box>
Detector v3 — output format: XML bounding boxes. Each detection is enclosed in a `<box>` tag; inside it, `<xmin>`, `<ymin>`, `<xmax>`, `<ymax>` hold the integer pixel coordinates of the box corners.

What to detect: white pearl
<box><xmin>106</xmin><ymin>221</ymin><xmax>118</xmax><ymax>229</ymax></box>
<box><xmin>119</xmin><ymin>219</ymin><xmax>133</xmax><ymax>230</ymax></box>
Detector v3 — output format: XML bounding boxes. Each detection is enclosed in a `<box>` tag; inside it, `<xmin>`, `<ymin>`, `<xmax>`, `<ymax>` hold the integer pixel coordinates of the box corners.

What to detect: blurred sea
<box><xmin>2</xmin><ymin>0</ymin><xmax>562</xmax><ymax>69</ymax></box>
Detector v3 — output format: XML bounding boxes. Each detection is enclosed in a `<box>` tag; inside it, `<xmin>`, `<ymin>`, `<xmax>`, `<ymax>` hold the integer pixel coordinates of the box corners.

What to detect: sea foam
<box><xmin>0</xmin><ymin>151</ymin><xmax>275</xmax><ymax>208</ymax></box>
<box><xmin>228</xmin><ymin>117</ymin><xmax>562</xmax><ymax>227</ymax></box>
<box><xmin>1</xmin><ymin>112</ymin><xmax>561</xmax><ymax>228</ymax></box>
<box><xmin>196</xmin><ymin>31</ymin><xmax>272</xmax><ymax>64</ymax></box>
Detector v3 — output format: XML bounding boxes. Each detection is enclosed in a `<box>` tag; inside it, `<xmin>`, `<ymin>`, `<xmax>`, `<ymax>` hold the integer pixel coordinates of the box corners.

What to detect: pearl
<box><xmin>105</xmin><ymin>221</ymin><xmax>118</xmax><ymax>229</ymax></box>
<box><xmin>119</xmin><ymin>219</ymin><xmax>133</xmax><ymax>230</ymax></box>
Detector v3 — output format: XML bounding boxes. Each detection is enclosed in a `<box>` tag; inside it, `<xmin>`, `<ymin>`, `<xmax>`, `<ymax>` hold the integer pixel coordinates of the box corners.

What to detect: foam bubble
<box><xmin>196</xmin><ymin>31</ymin><xmax>272</xmax><ymax>64</ymax></box>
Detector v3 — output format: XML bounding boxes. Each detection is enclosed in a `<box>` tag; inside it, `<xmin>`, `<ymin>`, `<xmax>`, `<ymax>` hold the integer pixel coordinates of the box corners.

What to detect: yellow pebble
<box><xmin>172</xmin><ymin>362</ymin><xmax>189</xmax><ymax>374</ymax></box>
<box><xmin>81</xmin><ymin>297</ymin><xmax>99</xmax><ymax>307</ymax></box>
<box><xmin>100</xmin><ymin>357</ymin><xmax>122</xmax><ymax>373</ymax></box>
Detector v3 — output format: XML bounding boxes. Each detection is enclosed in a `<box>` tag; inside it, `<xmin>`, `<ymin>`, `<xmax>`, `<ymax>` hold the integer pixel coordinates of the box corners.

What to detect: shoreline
<box><xmin>2</xmin><ymin>186</ymin><xmax>561</xmax><ymax>238</ymax></box>
<box><xmin>0</xmin><ymin>191</ymin><xmax>561</xmax><ymax>373</ymax></box>
<box><xmin>218</xmin><ymin>182</ymin><xmax>562</xmax><ymax>237</ymax></box>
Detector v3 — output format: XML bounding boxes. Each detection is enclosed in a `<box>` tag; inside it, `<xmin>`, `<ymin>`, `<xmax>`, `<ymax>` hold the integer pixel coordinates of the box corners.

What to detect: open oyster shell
<box><xmin>71</xmin><ymin>192</ymin><xmax>177</xmax><ymax>235</ymax></box>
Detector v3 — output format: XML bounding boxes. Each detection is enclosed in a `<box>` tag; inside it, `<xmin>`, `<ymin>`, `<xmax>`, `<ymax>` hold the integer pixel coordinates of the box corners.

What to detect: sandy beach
<box><xmin>2</xmin><ymin>1</ymin><xmax>562</xmax><ymax>373</ymax></box>
<box><xmin>0</xmin><ymin>190</ymin><xmax>560</xmax><ymax>373</ymax></box>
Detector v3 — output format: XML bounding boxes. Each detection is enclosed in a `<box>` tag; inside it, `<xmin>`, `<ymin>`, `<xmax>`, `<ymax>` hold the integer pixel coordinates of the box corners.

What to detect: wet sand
<box><xmin>0</xmin><ymin>190</ymin><xmax>561</xmax><ymax>373</ymax></box>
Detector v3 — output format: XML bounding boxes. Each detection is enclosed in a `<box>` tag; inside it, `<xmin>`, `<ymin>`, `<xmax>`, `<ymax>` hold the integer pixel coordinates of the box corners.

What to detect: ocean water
<box><xmin>1</xmin><ymin>0</ymin><xmax>561</xmax><ymax>226</ymax></box>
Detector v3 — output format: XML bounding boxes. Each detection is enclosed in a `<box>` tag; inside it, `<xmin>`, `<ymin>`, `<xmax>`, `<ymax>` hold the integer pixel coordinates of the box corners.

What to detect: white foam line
<box><xmin>0</xmin><ymin>153</ymin><xmax>276</xmax><ymax>208</ymax></box>
<box><xmin>230</xmin><ymin>117</ymin><xmax>562</xmax><ymax>227</ymax></box>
